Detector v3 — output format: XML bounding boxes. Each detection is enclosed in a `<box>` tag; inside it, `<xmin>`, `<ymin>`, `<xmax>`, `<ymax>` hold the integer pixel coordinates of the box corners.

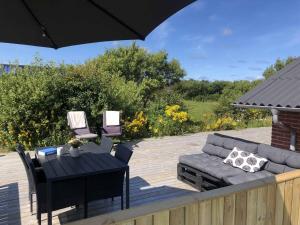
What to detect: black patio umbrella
<box><xmin>0</xmin><ymin>0</ymin><xmax>195</xmax><ymax>49</ymax></box>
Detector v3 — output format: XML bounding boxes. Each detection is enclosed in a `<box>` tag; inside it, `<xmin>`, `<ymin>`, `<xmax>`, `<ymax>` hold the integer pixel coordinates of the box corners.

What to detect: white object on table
<box><xmin>57</xmin><ymin>147</ymin><xmax>63</xmax><ymax>156</ymax></box>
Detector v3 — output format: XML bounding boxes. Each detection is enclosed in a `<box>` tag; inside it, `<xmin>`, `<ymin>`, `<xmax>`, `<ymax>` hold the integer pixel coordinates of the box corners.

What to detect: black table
<box><xmin>35</xmin><ymin>143</ymin><xmax>129</xmax><ymax>225</ymax></box>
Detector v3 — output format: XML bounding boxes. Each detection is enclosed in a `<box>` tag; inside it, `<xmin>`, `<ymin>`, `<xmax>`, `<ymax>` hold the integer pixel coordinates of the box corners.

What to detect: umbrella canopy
<box><xmin>0</xmin><ymin>0</ymin><xmax>195</xmax><ymax>49</ymax></box>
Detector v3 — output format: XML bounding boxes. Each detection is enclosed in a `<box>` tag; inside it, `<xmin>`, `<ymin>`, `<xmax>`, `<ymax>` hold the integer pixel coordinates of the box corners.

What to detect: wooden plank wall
<box><xmin>67</xmin><ymin>171</ymin><xmax>300</xmax><ymax>225</ymax></box>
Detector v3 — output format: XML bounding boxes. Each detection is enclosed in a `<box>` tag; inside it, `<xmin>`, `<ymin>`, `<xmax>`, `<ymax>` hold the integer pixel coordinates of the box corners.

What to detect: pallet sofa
<box><xmin>178</xmin><ymin>133</ymin><xmax>300</xmax><ymax>190</ymax></box>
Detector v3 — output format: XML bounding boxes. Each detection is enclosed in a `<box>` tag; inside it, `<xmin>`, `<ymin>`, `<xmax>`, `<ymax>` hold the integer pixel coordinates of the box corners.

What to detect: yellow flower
<box><xmin>158</xmin><ymin>116</ymin><xmax>163</xmax><ymax>123</ymax></box>
<box><xmin>124</xmin><ymin>111</ymin><xmax>147</xmax><ymax>136</ymax></box>
<box><xmin>165</xmin><ymin>105</ymin><xmax>181</xmax><ymax>117</ymax></box>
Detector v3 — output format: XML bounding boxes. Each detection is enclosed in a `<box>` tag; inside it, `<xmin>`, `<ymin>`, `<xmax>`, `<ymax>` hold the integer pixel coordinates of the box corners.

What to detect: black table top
<box><xmin>36</xmin><ymin>143</ymin><xmax>128</xmax><ymax>182</ymax></box>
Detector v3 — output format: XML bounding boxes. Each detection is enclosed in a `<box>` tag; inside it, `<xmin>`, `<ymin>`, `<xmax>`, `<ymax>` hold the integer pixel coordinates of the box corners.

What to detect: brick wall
<box><xmin>271</xmin><ymin>111</ymin><xmax>300</xmax><ymax>151</ymax></box>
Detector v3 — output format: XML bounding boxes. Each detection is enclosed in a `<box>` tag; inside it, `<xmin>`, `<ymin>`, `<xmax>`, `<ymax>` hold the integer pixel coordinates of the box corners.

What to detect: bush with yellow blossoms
<box><xmin>148</xmin><ymin>104</ymin><xmax>190</xmax><ymax>136</ymax></box>
<box><xmin>124</xmin><ymin>111</ymin><xmax>148</xmax><ymax>138</ymax></box>
<box><xmin>202</xmin><ymin>111</ymin><xmax>238</xmax><ymax>131</ymax></box>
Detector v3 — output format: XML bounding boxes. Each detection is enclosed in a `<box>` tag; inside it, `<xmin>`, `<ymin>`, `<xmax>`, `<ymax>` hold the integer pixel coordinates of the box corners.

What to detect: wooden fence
<box><xmin>67</xmin><ymin>170</ymin><xmax>300</xmax><ymax>225</ymax></box>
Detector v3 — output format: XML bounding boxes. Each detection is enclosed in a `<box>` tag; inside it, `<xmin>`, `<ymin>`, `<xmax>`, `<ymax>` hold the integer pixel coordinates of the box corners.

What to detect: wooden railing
<box><xmin>66</xmin><ymin>170</ymin><xmax>300</xmax><ymax>225</ymax></box>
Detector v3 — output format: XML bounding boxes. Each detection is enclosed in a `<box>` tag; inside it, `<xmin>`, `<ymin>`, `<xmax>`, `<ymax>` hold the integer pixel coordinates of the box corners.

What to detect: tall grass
<box><xmin>184</xmin><ymin>100</ymin><xmax>218</xmax><ymax>122</ymax></box>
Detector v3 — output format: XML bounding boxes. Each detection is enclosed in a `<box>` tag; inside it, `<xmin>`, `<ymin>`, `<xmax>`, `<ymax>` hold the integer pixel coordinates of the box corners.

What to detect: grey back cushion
<box><xmin>206</xmin><ymin>134</ymin><xmax>224</xmax><ymax>146</ymax></box>
<box><xmin>202</xmin><ymin>144</ymin><xmax>231</xmax><ymax>158</ymax></box>
<box><xmin>204</xmin><ymin>134</ymin><xmax>259</xmax><ymax>158</ymax></box>
<box><xmin>258</xmin><ymin>144</ymin><xmax>300</xmax><ymax>173</ymax></box>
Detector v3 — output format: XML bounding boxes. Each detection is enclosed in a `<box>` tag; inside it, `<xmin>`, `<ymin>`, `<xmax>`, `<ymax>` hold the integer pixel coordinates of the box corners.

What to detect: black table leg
<box><xmin>125</xmin><ymin>167</ymin><xmax>130</xmax><ymax>209</ymax></box>
<box><xmin>84</xmin><ymin>177</ymin><xmax>88</xmax><ymax>218</ymax></box>
<box><xmin>47</xmin><ymin>181</ymin><xmax>52</xmax><ymax>225</ymax></box>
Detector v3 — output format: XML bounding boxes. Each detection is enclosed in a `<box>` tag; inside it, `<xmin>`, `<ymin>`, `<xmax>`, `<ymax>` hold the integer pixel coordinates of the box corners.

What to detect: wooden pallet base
<box><xmin>177</xmin><ymin>163</ymin><xmax>228</xmax><ymax>190</ymax></box>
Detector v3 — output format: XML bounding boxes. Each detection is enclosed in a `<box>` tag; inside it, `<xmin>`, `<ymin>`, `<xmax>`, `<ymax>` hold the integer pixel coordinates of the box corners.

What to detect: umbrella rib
<box><xmin>86</xmin><ymin>0</ymin><xmax>145</xmax><ymax>40</ymax></box>
<box><xmin>21</xmin><ymin>0</ymin><xmax>58</xmax><ymax>49</ymax></box>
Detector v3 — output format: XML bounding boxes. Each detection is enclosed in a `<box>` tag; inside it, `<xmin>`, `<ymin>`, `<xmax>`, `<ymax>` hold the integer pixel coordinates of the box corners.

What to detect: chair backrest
<box><xmin>16</xmin><ymin>144</ymin><xmax>37</xmax><ymax>193</ymax></box>
<box><xmin>67</xmin><ymin>111</ymin><xmax>88</xmax><ymax>130</ymax></box>
<box><xmin>16</xmin><ymin>144</ymin><xmax>26</xmax><ymax>166</ymax></box>
<box><xmin>103</xmin><ymin>111</ymin><xmax>120</xmax><ymax>126</ymax></box>
<box><xmin>115</xmin><ymin>144</ymin><xmax>133</xmax><ymax>164</ymax></box>
<box><xmin>24</xmin><ymin>153</ymin><xmax>38</xmax><ymax>192</ymax></box>
<box><xmin>99</xmin><ymin>136</ymin><xmax>113</xmax><ymax>153</ymax></box>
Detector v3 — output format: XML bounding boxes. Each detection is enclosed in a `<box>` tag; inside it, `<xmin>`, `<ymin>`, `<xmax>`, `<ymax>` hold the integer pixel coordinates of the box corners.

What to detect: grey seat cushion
<box><xmin>263</xmin><ymin>161</ymin><xmax>294</xmax><ymax>174</ymax></box>
<box><xmin>179</xmin><ymin>153</ymin><xmax>245</xmax><ymax>179</ymax></box>
<box><xmin>224</xmin><ymin>170</ymin><xmax>274</xmax><ymax>185</ymax></box>
<box><xmin>76</xmin><ymin>133</ymin><xmax>98</xmax><ymax>139</ymax></box>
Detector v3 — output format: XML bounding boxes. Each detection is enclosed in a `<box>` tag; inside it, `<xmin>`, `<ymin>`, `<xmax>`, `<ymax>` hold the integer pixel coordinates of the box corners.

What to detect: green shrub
<box><xmin>0</xmin><ymin>44</ymin><xmax>190</xmax><ymax>150</ymax></box>
<box><xmin>0</xmin><ymin>63</ymin><xmax>143</xmax><ymax>150</ymax></box>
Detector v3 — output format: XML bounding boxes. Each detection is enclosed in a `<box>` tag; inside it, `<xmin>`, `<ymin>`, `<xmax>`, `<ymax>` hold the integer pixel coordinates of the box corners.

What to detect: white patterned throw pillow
<box><xmin>223</xmin><ymin>147</ymin><xmax>268</xmax><ymax>173</ymax></box>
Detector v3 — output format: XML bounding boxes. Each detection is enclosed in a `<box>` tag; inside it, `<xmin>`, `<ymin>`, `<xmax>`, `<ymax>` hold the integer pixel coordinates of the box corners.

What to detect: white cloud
<box><xmin>111</xmin><ymin>41</ymin><xmax>121</xmax><ymax>47</ymax></box>
<box><xmin>254</xmin><ymin>31</ymin><xmax>281</xmax><ymax>43</ymax></box>
<box><xmin>253</xmin><ymin>27</ymin><xmax>300</xmax><ymax>49</ymax></box>
<box><xmin>198</xmin><ymin>76</ymin><xmax>209</xmax><ymax>80</ymax></box>
<box><xmin>151</xmin><ymin>21</ymin><xmax>174</xmax><ymax>48</ymax></box>
<box><xmin>256</xmin><ymin>60</ymin><xmax>270</xmax><ymax>64</ymax></box>
<box><xmin>237</xmin><ymin>59</ymin><xmax>247</xmax><ymax>64</ymax></box>
<box><xmin>189</xmin><ymin>52</ymin><xmax>208</xmax><ymax>60</ymax></box>
<box><xmin>209</xmin><ymin>14</ymin><xmax>218</xmax><ymax>21</ymax></box>
<box><xmin>202</xmin><ymin>35</ymin><xmax>215</xmax><ymax>44</ymax></box>
<box><xmin>182</xmin><ymin>34</ymin><xmax>215</xmax><ymax>44</ymax></box>
<box><xmin>245</xmin><ymin>74</ymin><xmax>263</xmax><ymax>81</ymax></box>
<box><xmin>248</xmin><ymin>66</ymin><xmax>263</xmax><ymax>71</ymax></box>
<box><xmin>190</xmin><ymin>0</ymin><xmax>205</xmax><ymax>11</ymax></box>
<box><xmin>222</xmin><ymin>27</ymin><xmax>233</xmax><ymax>36</ymax></box>
<box><xmin>181</xmin><ymin>34</ymin><xmax>216</xmax><ymax>62</ymax></box>
<box><xmin>286</xmin><ymin>30</ymin><xmax>300</xmax><ymax>47</ymax></box>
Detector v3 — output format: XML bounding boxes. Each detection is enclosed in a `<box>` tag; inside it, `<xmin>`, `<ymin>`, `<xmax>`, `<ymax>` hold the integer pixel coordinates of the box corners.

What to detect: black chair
<box><xmin>86</xmin><ymin>145</ymin><xmax>132</xmax><ymax>214</ymax></box>
<box><xmin>98</xmin><ymin>136</ymin><xmax>113</xmax><ymax>153</ymax></box>
<box><xmin>16</xmin><ymin>144</ymin><xmax>42</xmax><ymax>213</ymax></box>
<box><xmin>25</xmin><ymin>153</ymin><xmax>85</xmax><ymax>225</ymax></box>
<box><xmin>115</xmin><ymin>144</ymin><xmax>133</xmax><ymax>164</ymax></box>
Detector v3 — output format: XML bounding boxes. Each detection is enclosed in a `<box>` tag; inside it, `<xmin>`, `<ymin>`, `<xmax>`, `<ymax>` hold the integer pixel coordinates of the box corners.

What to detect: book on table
<box><xmin>38</xmin><ymin>147</ymin><xmax>57</xmax><ymax>156</ymax></box>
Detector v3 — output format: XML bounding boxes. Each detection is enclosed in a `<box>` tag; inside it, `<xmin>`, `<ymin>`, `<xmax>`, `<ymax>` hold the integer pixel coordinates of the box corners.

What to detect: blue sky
<box><xmin>1</xmin><ymin>0</ymin><xmax>300</xmax><ymax>81</ymax></box>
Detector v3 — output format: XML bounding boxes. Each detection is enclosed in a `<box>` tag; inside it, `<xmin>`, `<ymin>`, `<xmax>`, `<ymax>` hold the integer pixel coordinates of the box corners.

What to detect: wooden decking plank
<box><xmin>283</xmin><ymin>180</ymin><xmax>294</xmax><ymax>225</ymax></box>
<box><xmin>291</xmin><ymin>178</ymin><xmax>300</xmax><ymax>225</ymax></box>
<box><xmin>170</xmin><ymin>207</ymin><xmax>185</xmax><ymax>225</ymax></box>
<box><xmin>224</xmin><ymin>194</ymin><xmax>235</xmax><ymax>225</ymax></box>
<box><xmin>211</xmin><ymin>197</ymin><xmax>224</xmax><ymax>225</ymax></box>
<box><xmin>246</xmin><ymin>188</ymin><xmax>257</xmax><ymax>225</ymax></box>
<box><xmin>266</xmin><ymin>184</ymin><xmax>276</xmax><ymax>225</ymax></box>
<box><xmin>153</xmin><ymin>210</ymin><xmax>169</xmax><ymax>225</ymax></box>
<box><xmin>185</xmin><ymin>203</ymin><xmax>199</xmax><ymax>225</ymax></box>
<box><xmin>235</xmin><ymin>192</ymin><xmax>247</xmax><ymax>225</ymax></box>
<box><xmin>199</xmin><ymin>200</ymin><xmax>212</xmax><ymax>225</ymax></box>
<box><xmin>256</xmin><ymin>186</ymin><xmax>268</xmax><ymax>225</ymax></box>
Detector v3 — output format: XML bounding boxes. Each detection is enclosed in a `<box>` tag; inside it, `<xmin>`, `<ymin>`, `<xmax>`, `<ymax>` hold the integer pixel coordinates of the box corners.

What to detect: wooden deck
<box><xmin>0</xmin><ymin>127</ymin><xmax>271</xmax><ymax>225</ymax></box>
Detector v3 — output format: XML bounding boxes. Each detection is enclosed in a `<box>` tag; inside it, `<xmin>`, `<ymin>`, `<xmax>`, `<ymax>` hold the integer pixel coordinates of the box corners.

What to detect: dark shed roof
<box><xmin>234</xmin><ymin>57</ymin><xmax>300</xmax><ymax>110</ymax></box>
